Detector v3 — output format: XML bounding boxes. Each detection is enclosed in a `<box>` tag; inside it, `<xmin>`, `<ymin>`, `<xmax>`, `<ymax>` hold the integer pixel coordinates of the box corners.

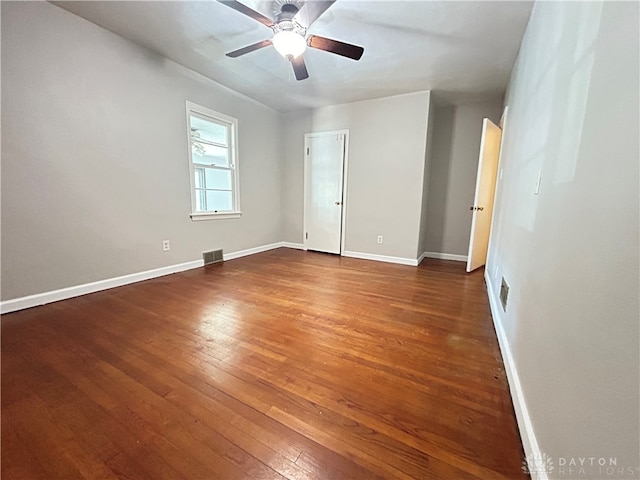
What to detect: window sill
<box><xmin>190</xmin><ymin>212</ymin><xmax>242</xmax><ymax>221</ymax></box>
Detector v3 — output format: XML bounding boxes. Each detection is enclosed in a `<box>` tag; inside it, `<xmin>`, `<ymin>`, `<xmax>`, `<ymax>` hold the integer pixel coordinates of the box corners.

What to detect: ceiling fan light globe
<box><xmin>272</xmin><ymin>31</ymin><xmax>306</xmax><ymax>58</ymax></box>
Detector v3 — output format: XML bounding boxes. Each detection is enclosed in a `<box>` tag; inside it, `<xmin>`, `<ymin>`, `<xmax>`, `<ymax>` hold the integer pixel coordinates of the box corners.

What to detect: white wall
<box><xmin>1</xmin><ymin>1</ymin><xmax>283</xmax><ymax>301</ymax></box>
<box><xmin>282</xmin><ymin>92</ymin><xmax>432</xmax><ymax>261</ymax></box>
<box><xmin>424</xmin><ymin>100</ymin><xmax>503</xmax><ymax>257</ymax></box>
<box><xmin>487</xmin><ymin>0</ymin><xmax>639</xmax><ymax>473</ymax></box>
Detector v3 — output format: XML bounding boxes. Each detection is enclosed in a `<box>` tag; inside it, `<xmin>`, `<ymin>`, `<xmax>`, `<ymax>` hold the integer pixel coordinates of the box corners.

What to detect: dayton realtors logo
<box><xmin>522</xmin><ymin>453</ymin><xmax>639</xmax><ymax>478</ymax></box>
<box><xmin>557</xmin><ymin>457</ymin><xmax>639</xmax><ymax>477</ymax></box>
<box><xmin>522</xmin><ymin>452</ymin><xmax>555</xmax><ymax>476</ymax></box>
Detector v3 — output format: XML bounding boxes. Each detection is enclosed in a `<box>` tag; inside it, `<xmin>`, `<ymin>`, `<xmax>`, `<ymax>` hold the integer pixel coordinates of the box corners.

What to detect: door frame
<box><xmin>303</xmin><ymin>129</ymin><xmax>350</xmax><ymax>254</ymax></box>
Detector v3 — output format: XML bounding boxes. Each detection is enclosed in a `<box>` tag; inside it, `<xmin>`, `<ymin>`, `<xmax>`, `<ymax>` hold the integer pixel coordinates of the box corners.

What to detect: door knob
<box><xmin>335</xmin><ymin>201</ymin><xmax>342</xmax><ymax>205</ymax></box>
<box><xmin>469</xmin><ymin>206</ymin><xmax>484</xmax><ymax>211</ymax></box>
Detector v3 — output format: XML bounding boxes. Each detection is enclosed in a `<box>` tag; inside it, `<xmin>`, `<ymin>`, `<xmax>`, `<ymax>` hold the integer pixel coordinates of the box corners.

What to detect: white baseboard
<box><xmin>280</xmin><ymin>242</ymin><xmax>304</xmax><ymax>250</ymax></box>
<box><xmin>0</xmin><ymin>259</ymin><xmax>204</xmax><ymax>315</ymax></box>
<box><xmin>485</xmin><ymin>271</ymin><xmax>546</xmax><ymax>480</ymax></box>
<box><xmin>0</xmin><ymin>242</ymin><xmax>302</xmax><ymax>315</ymax></box>
<box><xmin>422</xmin><ymin>251</ymin><xmax>468</xmax><ymax>262</ymax></box>
<box><xmin>223</xmin><ymin>242</ymin><xmax>284</xmax><ymax>261</ymax></box>
<box><xmin>342</xmin><ymin>250</ymin><xmax>418</xmax><ymax>266</ymax></box>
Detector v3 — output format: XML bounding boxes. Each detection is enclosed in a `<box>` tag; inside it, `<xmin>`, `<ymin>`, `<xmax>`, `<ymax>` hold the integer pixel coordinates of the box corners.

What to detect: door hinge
<box><xmin>306</xmin><ymin>147</ymin><xmax>309</xmax><ymax>155</ymax></box>
<box><xmin>305</xmin><ymin>232</ymin><xmax>308</xmax><ymax>240</ymax></box>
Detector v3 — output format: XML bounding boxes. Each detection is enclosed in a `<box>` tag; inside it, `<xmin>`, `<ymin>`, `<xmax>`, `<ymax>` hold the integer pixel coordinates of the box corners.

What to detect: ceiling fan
<box><xmin>217</xmin><ymin>0</ymin><xmax>364</xmax><ymax>80</ymax></box>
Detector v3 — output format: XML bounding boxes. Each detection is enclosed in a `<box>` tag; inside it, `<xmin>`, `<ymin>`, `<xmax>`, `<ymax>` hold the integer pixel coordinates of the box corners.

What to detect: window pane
<box><xmin>194</xmin><ymin>168</ymin><xmax>205</xmax><ymax>189</ymax></box>
<box><xmin>205</xmin><ymin>190</ymin><xmax>233</xmax><ymax>212</ymax></box>
<box><xmin>204</xmin><ymin>168</ymin><xmax>232</xmax><ymax>190</ymax></box>
<box><xmin>195</xmin><ymin>189</ymin><xmax>206</xmax><ymax>211</ymax></box>
<box><xmin>192</xmin><ymin>143</ymin><xmax>229</xmax><ymax>167</ymax></box>
<box><xmin>190</xmin><ymin>114</ymin><xmax>228</xmax><ymax>146</ymax></box>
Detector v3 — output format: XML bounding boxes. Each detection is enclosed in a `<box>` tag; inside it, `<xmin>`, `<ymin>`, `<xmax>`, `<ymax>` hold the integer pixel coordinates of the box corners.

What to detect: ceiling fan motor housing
<box><xmin>273</xmin><ymin>4</ymin><xmax>305</xmax><ymax>35</ymax></box>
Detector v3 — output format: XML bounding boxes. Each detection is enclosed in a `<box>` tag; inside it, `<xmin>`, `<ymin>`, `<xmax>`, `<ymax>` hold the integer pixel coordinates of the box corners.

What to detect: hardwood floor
<box><xmin>2</xmin><ymin>248</ymin><xmax>527</xmax><ymax>479</ymax></box>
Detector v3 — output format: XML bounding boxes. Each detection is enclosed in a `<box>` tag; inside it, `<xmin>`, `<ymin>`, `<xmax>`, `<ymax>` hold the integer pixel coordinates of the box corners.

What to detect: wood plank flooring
<box><xmin>1</xmin><ymin>248</ymin><xmax>527</xmax><ymax>479</ymax></box>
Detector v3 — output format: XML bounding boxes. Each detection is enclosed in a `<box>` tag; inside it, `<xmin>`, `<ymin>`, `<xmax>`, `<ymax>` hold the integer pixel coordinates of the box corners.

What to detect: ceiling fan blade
<box><xmin>307</xmin><ymin>35</ymin><xmax>364</xmax><ymax>60</ymax></box>
<box><xmin>226</xmin><ymin>39</ymin><xmax>272</xmax><ymax>58</ymax></box>
<box><xmin>293</xmin><ymin>0</ymin><xmax>336</xmax><ymax>28</ymax></box>
<box><xmin>217</xmin><ymin>0</ymin><xmax>274</xmax><ymax>27</ymax></box>
<box><xmin>291</xmin><ymin>56</ymin><xmax>309</xmax><ymax>81</ymax></box>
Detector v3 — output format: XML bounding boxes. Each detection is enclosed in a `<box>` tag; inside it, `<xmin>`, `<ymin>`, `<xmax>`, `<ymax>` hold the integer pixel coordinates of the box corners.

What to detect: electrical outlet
<box><xmin>162</xmin><ymin>240</ymin><xmax>170</xmax><ymax>252</ymax></box>
<box><xmin>500</xmin><ymin>277</ymin><xmax>509</xmax><ymax>311</ymax></box>
<box><xmin>377</xmin><ymin>235</ymin><xmax>383</xmax><ymax>244</ymax></box>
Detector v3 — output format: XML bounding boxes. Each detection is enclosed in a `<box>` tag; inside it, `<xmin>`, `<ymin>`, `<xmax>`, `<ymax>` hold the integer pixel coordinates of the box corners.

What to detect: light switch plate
<box><xmin>535</xmin><ymin>170</ymin><xmax>542</xmax><ymax>195</ymax></box>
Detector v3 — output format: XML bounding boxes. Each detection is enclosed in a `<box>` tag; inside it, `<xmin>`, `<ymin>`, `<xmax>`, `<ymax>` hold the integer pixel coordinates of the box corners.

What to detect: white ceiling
<box><xmin>52</xmin><ymin>0</ymin><xmax>533</xmax><ymax>112</ymax></box>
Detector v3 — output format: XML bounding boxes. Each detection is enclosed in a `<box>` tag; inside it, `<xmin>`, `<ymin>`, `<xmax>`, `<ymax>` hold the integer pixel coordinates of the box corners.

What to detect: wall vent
<box><xmin>500</xmin><ymin>276</ymin><xmax>509</xmax><ymax>311</ymax></box>
<box><xmin>203</xmin><ymin>249</ymin><xmax>224</xmax><ymax>266</ymax></box>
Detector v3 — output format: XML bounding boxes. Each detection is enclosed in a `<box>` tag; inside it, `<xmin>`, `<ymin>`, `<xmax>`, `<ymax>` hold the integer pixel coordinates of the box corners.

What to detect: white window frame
<box><xmin>185</xmin><ymin>101</ymin><xmax>241</xmax><ymax>221</ymax></box>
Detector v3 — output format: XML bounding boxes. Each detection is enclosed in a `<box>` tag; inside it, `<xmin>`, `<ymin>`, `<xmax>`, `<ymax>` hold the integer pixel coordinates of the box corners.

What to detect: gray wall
<box><xmin>424</xmin><ymin>100</ymin><xmax>503</xmax><ymax>257</ymax></box>
<box><xmin>281</xmin><ymin>109</ymin><xmax>312</xmax><ymax>245</ymax></box>
<box><xmin>488</xmin><ymin>0</ymin><xmax>639</xmax><ymax>471</ymax></box>
<box><xmin>417</xmin><ymin>99</ymin><xmax>436</xmax><ymax>257</ymax></box>
<box><xmin>1</xmin><ymin>1</ymin><xmax>283</xmax><ymax>300</ymax></box>
<box><xmin>282</xmin><ymin>92</ymin><xmax>432</xmax><ymax>261</ymax></box>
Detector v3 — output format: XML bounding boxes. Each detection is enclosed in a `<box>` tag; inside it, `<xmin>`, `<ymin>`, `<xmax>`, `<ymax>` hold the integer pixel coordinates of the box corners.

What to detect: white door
<box><xmin>466</xmin><ymin>119</ymin><xmax>502</xmax><ymax>272</ymax></box>
<box><xmin>304</xmin><ymin>131</ymin><xmax>346</xmax><ymax>254</ymax></box>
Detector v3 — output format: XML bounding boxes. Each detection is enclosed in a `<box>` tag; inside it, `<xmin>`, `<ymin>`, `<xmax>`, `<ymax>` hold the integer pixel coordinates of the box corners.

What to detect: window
<box><xmin>186</xmin><ymin>101</ymin><xmax>240</xmax><ymax>220</ymax></box>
